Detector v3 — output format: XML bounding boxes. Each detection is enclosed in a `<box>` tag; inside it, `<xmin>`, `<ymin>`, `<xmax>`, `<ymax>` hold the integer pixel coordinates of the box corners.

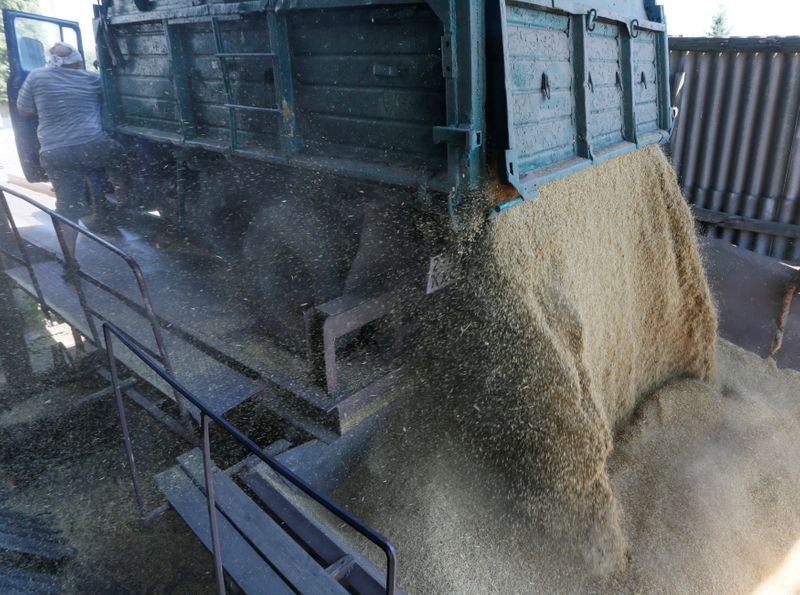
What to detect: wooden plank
<box><xmin>694</xmin><ymin>207</ymin><xmax>800</xmax><ymax>240</ymax></box>
<box><xmin>155</xmin><ymin>467</ymin><xmax>293</xmax><ymax>595</ymax></box>
<box><xmin>669</xmin><ymin>36</ymin><xmax>800</xmax><ymax>53</ymax></box>
<box><xmin>178</xmin><ymin>449</ymin><xmax>349</xmax><ymax>595</ymax></box>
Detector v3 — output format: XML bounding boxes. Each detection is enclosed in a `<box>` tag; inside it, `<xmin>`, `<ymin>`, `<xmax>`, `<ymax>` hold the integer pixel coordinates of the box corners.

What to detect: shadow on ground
<box><xmin>0</xmin><ymin>289</ymin><xmax>215</xmax><ymax>594</ymax></box>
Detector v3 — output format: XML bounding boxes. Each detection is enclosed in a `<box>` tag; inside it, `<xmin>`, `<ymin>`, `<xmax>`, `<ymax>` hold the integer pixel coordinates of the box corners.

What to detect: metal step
<box><xmin>156</xmin><ymin>465</ymin><xmax>293</xmax><ymax>595</ymax></box>
<box><xmin>176</xmin><ymin>449</ymin><xmax>349</xmax><ymax>595</ymax></box>
<box><xmin>0</xmin><ymin>507</ymin><xmax>72</xmax><ymax>594</ymax></box>
<box><xmin>240</xmin><ymin>466</ymin><xmax>389</xmax><ymax>595</ymax></box>
<box><xmin>0</xmin><ymin>565</ymin><xmax>61</xmax><ymax>594</ymax></box>
<box><xmin>156</xmin><ymin>448</ymin><xmax>388</xmax><ymax>594</ymax></box>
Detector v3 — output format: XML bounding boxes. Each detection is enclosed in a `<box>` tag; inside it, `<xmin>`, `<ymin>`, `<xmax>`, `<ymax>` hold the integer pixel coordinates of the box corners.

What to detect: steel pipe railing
<box><xmin>0</xmin><ymin>184</ymin><xmax>190</xmax><ymax>422</ymax></box>
<box><xmin>103</xmin><ymin>321</ymin><xmax>397</xmax><ymax>595</ymax></box>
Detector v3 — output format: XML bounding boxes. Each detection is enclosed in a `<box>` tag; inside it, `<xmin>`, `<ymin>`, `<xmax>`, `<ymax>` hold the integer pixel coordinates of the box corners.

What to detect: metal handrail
<box><xmin>103</xmin><ymin>321</ymin><xmax>397</xmax><ymax>595</ymax></box>
<box><xmin>0</xmin><ymin>184</ymin><xmax>189</xmax><ymax>422</ymax></box>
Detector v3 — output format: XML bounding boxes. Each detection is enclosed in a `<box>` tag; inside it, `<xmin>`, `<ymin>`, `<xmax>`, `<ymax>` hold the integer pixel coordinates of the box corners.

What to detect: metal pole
<box><xmin>0</xmin><ymin>270</ymin><xmax>33</xmax><ymax>388</ymax></box>
<box><xmin>136</xmin><ymin>278</ymin><xmax>192</xmax><ymax>426</ymax></box>
<box><xmin>103</xmin><ymin>324</ymin><xmax>146</xmax><ymax>517</ymax></box>
<box><xmin>51</xmin><ymin>216</ymin><xmax>103</xmax><ymax>347</ymax></box>
<box><xmin>201</xmin><ymin>414</ymin><xmax>226</xmax><ymax>595</ymax></box>
<box><xmin>0</xmin><ymin>190</ymin><xmax>53</xmax><ymax>319</ymax></box>
<box><xmin>175</xmin><ymin>150</ymin><xmax>188</xmax><ymax>238</ymax></box>
<box><xmin>387</xmin><ymin>553</ymin><xmax>397</xmax><ymax>595</ymax></box>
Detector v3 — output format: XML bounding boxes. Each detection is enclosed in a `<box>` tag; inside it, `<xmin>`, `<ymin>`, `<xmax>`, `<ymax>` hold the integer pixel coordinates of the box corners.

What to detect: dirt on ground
<box><xmin>0</xmin><ymin>290</ymin><xmax>215</xmax><ymax>594</ymax></box>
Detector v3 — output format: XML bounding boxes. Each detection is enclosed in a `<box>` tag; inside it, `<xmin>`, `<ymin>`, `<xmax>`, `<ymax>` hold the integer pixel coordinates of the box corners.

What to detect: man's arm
<box><xmin>16</xmin><ymin>75</ymin><xmax>36</xmax><ymax>118</ymax></box>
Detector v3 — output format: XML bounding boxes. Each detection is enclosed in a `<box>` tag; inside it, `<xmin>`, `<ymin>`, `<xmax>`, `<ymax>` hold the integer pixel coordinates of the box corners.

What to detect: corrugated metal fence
<box><xmin>669</xmin><ymin>36</ymin><xmax>800</xmax><ymax>261</ymax></box>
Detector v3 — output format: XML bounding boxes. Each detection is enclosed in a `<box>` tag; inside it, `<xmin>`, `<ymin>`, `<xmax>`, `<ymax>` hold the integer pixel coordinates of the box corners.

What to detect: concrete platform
<box><xmin>0</xmin><ymin>186</ymin><xmax>401</xmax><ymax>433</ymax></box>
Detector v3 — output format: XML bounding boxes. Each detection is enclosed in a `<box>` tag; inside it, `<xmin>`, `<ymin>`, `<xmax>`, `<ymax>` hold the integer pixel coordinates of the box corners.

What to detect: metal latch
<box><xmin>541</xmin><ymin>72</ymin><xmax>551</xmax><ymax>99</ymax></box>
<box><xmin>432</xmin><ymin>126</ymin><xmax>482</xmax><ymax>151</ymax></box>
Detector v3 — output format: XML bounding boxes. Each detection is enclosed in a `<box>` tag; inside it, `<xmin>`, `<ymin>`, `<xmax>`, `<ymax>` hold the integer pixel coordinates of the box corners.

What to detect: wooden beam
<box><xmin>693</xmin><ymin>207</ymin><xmax>800</xmax><ymax>240</ymax></box>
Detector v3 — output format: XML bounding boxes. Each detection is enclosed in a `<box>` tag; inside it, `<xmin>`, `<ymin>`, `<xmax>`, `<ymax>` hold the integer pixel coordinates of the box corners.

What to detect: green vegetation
<box><xmin>708</xmin><ymin>5</ymin><xmax>732</xmax><ymax>37</ymax></box>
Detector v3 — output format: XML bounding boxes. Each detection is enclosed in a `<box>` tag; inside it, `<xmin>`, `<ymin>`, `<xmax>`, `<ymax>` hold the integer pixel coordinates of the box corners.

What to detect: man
<box><xmin>16</xmin><ymin>41</ymin><xmax>125</xmax><ymax>257</ymax></box>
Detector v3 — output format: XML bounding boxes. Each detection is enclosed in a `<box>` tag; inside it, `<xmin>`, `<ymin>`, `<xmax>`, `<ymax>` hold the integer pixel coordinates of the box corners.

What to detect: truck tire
<box><xmin>242</xmin><ymin>200</ymin><xmax>355</xmax><ymax>351</ymax></box>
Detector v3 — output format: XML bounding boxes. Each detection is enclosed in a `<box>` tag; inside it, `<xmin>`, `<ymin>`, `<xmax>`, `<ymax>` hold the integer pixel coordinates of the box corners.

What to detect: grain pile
<box><xmin>336</xmin><ymin>145</ymin><xmax>723</xmax><ymax>587</ymax></box>
<box><xmin>339</xmin><ymin>340</ymin><xmax>800</xmax><ymax>593</ymax></box>
<box><xmin>611</xmin><ymin>339</ymin><xmax>800</xmax><ymax>594</ymax></box>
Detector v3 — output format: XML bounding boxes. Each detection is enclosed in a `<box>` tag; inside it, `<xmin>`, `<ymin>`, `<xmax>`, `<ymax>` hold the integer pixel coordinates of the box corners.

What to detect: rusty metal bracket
<box><xmin>771</xmin><ymin>279</ymin><xmax>798</xmax><ymax>355</ymax></box>
<box><xmin>307</xmin><ymin>291</ymin><xmax>399</xmax><ymax>396</ymax></box>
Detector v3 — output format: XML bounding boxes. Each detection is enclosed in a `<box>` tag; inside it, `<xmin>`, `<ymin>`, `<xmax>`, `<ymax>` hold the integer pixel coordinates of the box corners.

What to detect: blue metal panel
<box><xmin>499</xmin><ymin>0</ymin><xmax>671</xmax><ymax>200</ymax></box>
<box><xmin>586</xmin><ymin>20</ymin><xmax>626</xmax><ymax>152</ymax></box>
<box><xmin>96</xmin><ymin>0</ymin><xmax>465</xmax><ymax>189</ymax></box>
<box><xmin>632</xmin><ymin>29</ymin><xmax>660</xmax><ymax>135</ymax></box>
<box><xmin>502</xmin><ymin>6</ymin><xmax>576</xmax><ymax>181</ymax></box>
<box><xmin>94</xmin><ymin>0</ymin><xmax>669</xmax><ymax>203</ymax></box>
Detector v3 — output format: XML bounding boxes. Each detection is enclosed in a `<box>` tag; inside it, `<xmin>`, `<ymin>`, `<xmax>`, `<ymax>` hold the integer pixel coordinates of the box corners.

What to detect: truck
<box><xmin>1</xmin><ymin>1</ymin><xmax>675</xmax><ymax>592</ymax></box>
<box><xmin>2</xmin><ymin>0</ymin><xmax>672</xmax><ymax>434</ymax></box>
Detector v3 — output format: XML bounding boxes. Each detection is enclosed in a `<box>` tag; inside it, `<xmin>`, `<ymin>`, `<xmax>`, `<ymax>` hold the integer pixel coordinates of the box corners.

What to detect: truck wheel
<box><xmin>242</xmin><ymin>201</ymin><xmax>354</xmax><ymax>351</ymax></box>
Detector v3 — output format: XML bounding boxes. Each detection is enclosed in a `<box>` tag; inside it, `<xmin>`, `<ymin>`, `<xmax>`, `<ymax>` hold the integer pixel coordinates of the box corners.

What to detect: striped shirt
<box><xmin>16</xmin><ymin>67</ymin><xmax>108</xmax><ymax>152</ymax></box>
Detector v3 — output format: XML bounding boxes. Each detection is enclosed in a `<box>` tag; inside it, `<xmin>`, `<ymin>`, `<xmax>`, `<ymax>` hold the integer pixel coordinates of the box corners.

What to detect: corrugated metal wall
<box><xmin>669</xmin><ymin>37</ymin><xmax>800</xmax><ymax>261</ymax></box>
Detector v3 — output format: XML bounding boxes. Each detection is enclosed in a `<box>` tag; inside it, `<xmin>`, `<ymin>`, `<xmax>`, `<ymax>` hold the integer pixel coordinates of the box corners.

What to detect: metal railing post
<box><xmin>104</xmin><ymin>324</ymin><xmax>146</xmax><ymax>518</ymax></box>
<box><xmin>201</xmin><ymin>414</ymin><xmax>226</xmax><ymax>595</ymax></box>
<box><xmin>0</xmin><ymin>190</ymin><xmax>53</xmax><ymax>319</ymax></box>
<box><xmin>51</xmin><ymin>215</ymin><xmax>103</xmax><ymax>347</ymax></box>
<box><xmin>132</xmin><ymin>271</ymin><xmax>192</xmax><ymax>426</ymax></box>
<box><xmin>102</xmin><ymin>321</ymin><xmax>398</xmax><ymax>595</ymax></box>
<box><xmin>0</xmin><ymin>184</ymin><xmax>191</xmax><ymax>425</ymax></box>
